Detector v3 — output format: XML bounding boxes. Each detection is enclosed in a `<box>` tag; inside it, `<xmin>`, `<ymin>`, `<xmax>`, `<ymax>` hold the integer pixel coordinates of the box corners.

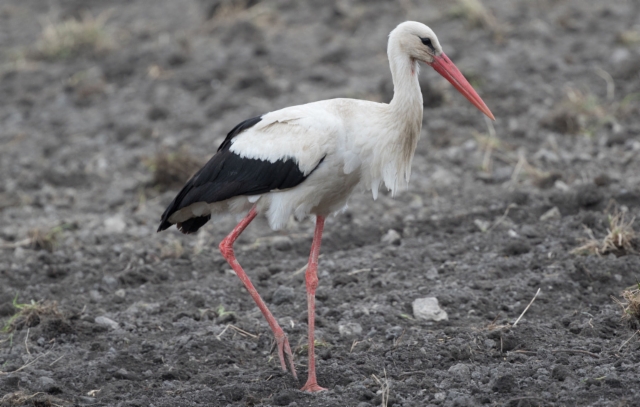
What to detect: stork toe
<box><xmin>275</xmin><ymin>333</ymin><xmax>297</xmax><ymax>379</ymax></box>
<box><xmin>301</xmin><ymin>382</ymin><xmax>327</xmax><ymax>392</ymax></box>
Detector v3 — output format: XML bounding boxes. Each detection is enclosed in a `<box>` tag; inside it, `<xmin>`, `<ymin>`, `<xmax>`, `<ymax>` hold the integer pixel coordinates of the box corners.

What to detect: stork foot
<box><xmin>301</xmin><ymin>381</ymin><xmax>327</xmax><ymax>392</ymax></box>
<box><xmin>275</xmin><ymin>331</ymin><xmax>297</xmax><ymax>379</ymax></box>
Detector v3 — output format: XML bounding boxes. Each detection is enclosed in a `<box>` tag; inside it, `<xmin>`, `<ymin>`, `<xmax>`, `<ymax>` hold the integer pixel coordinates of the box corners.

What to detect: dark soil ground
<box><xmin>2</xmin><ymin>0</ymin><xmax>640</xmax><ymax>406</ymax></box>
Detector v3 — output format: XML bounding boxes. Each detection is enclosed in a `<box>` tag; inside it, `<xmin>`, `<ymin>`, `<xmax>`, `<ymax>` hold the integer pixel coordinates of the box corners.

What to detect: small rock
<box><xmin>521</xmin><ymin>225</ymin><xmax>539</xmax><ymax>238</ymax></box>
<box><xmin>0</xmin><ymin>302</ymin><xmax>14</xmax><ymax>317</ymax></box>
<box><xmin>147</xmin><ymin>106</ymin><xmax>169</xmax><ymax>121</ymax></box>
<box><xmin>448</xmin><ymin>363</ymin><xmax>471</xmax><ymax>381</ymax></box>
<box><xmin>14</xmin><ymin>246</ymin><xmax>25</xmax><ymax>259</ymax></box>
<box><xmin>534</xmin><ymin>172</ymin><xmax>562</xmax><ymax>189</ymax></box>
<box><xmin>104</xmin><ymin>215</ymin><xmax>126</xmax><ymax>233</ymax></box>
<box><xmin>114</xmin><ymin>289</ymin><xmax>126</xmax><ymax>298</ymax></box>
<box><xmin>113</xmin><ymin>368</ymin><xmax>136</xmax><ymax>380</ymax></box>
<box><xmin>256</xmin><ymin>266</ymin><xmax>271</xmax><ymax>281</ymax></box>
<box><xmin>102</xmin><ymin>275</ymin><xmax>118</xmax><ymax>289</ymax></box>
<box><xmin>89</xmin><ymin>290</ymin><xmax>103</xmax><ymax>302</ymax></box>
<box><xmin>381</xmin><ymin>229</ymin><xmax>401</xmax><ymax>245</ymax></box>
<box><xmin>412</xmin><ymin>297</ymin><xmax>448</xmax><ymax>321</ymax></box>
<box><xmin>267</xmin><ymin>236</ymin><xmax>292</xmax><ymax>251</ymax></box>
<box><xmin>272</xmin><ymin>285</ymin><xmax>295</xmax><ymax>305</ymax></box>
<box><xmin>502</xmin><ymin>241</ymin><xmax>531</xmax><ymax>256</ymax></box>
<box><xmin>319</xmin><ymin>348</ymin><xmax>332</xmax><ymax>360</ymax></box>
<box><xmin>426</xmin><ymin>267</ymin><xmax>439</xmax><ymax>280</ymax></box>
<box><xmin>338</xmin><ymin>322</ymin><xmax>362</xmax><ymax>338</ymax></box>
<box><xmin>575</xmin><ymin>184</ymin><xmax>603</xmax><ymax>208</ymax></box>
<box><xmin>95</xmin><ymin>316</ymin><xmax>119</xmax><ymax>330</ymax></box>
<box><xmin>434</xmin><ymin>392</ymin><xmax>446</xmax><ymax>402</ymax></box>
<box><xmin>492</xmin><ymin>375</ymin><xmax>516</xmax><ymax>393</ymax></box>
<box><xmin>125</xmin><ymin>302</ymin><xmax>160</xmax><ymax>316</ymax></box>
<box><xmin>385</xmin><ymin>325</ymin><xmax>403</xmax><ymax>340</ymax></box>
<box><xmin>540</xmin><ymin>207</ymin><xmax>561</xmax><ymax>222</ymax></box>
<box><xmin>593</xmin><ymin>174</ymin><xmax>612</xmax><ymax>186</ymax></box>
<box><xmin>554</xmin><ymin>180</ymin><xmax>570</xmax><ymax>191</ymax></box>
<box><xmin>272</xmin><ymin>389</ymin><xmax>296</xmax><ymax>406</ymax></box>
<box><xmin>452</xmin><ymin>395</ymin><xmax>475</xmax><ymax>407</ymax></box>
<box><xmin>431</xmin><ymin>166</ymin><xmax>459</xmax><ymax>187</ymax></box>
<box><xmin>105</xmin><ymin>185</ymin><xmax>126</xmax><ymax>208</ymax></box>
<box><xmin>474</xmin><ymin>219</ymin><xmax>491</xmax><ymax>232</ymax></box>
<box><xmin>552</xmin><ymin>365</ymin><xmax>570</xmax><ymax>381</ymax></box>
<box><xmin>38</xmin><ymin>376</ymin><xmax>56</xmax><ymax>387</ymax></box>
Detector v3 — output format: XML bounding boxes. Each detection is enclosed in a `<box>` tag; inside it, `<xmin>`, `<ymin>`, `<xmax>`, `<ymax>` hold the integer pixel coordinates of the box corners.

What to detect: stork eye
<box><xmin>420</xmin><ymin>37</ymin><xmax>435</xmax><ymax>52</ymax></box>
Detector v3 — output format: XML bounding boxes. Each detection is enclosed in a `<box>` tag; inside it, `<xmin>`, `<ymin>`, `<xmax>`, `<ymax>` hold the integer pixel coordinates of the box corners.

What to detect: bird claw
<box><xmin>275</xmin><ymin>333</ymin><xmax>297</xmax><ymax>379</ymax></box>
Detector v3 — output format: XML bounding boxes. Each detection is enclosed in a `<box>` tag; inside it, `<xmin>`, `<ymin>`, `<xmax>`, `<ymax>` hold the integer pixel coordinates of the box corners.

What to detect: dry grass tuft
<box><xmin>618</xmin><ymin>29</ymin><xmax>640</xmax><ymax>46</ymax></box>
<box><xmin>2</xmin><ymin>297</ymin><xmax>62</xmax><ymax>333</ymax></box>
<box><xmin>145</xmin><ymin>148</ymin><xmax>205</xmax><ymax>192</ymax></box>
<box><xmin>206</xmin><ymin>0</ymin><xmax>259</xmax><ymax>20</ymax></box>
<box><xmin>450</xmin><ymin>0</ymin><xmax>504</xmax><ymax>40</ymax></box>
<box><xmin>472</xmin><ymin>117</ymin><xmax>513</xmax><ymax>176</ymax></box>
<box><xmin>160</xmin><ymin>239</ymin><xmax>185</xmax><ymax>259</ymax></box>
<box><xmin>473</xmin><ymin>131</ymin><xmax>501</xmax><ymax>174</ymax></box>
<box><xmin>36</xmin><ymin>12</ymin><xmax>112</xmax><ymax>60</ymax></box>
<box><xmin>27</xmin><ymin>227</ymin><xmax>59</xmax><ymax>252</ymax></box>
<box><xmin>65</xmin><ymin>68</ymin><xmax>107</xmax><ymax>106</ymax></box>
<box><xmin>295</xmin><ymin>339</ymin><xmax>331</xmax><ymax>355</ymax></box>
<box><xmin>26</xmin><ymin>223</ymin><xmax>75</xmax><ymax>252</ymax></box>
<box><xmin>542</xmin><ymin>88</ymin><xmax>608</xmax><ymax>135</ymax></box>
<box><xmin>572</xmin><ymin>210</ymin><xmax>637</xmax><ymax>257</ymax></box>
<box><xmin>542</xmin><ymin>86</ymin><xmax>639</xmax><ymax>136</ymax></box>
<box><xmin>0</xmin><ymin>390</ymin><xmax>67</xmax><ymax>406</ymax></box>
<box><xmin>613</xmin><ymin>284</ymin><xmax>640</xmax><ymax>329</ymax></box>
<box><xmin>372</xmin><ymin>369</ymin><xmax>390</xmax><ymax>407</ymax></box>
<box><xmin>0</xmin><ymin>391</ymin><xmax>42</xmax><ymax>406</ymax></box>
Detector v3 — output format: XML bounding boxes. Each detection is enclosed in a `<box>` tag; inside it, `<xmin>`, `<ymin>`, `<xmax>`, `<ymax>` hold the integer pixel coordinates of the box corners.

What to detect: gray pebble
<box><xmin>38</xmin><ymin>376</ymin><xmax>56</xmax><ymax>387</ymax></box>
<box><xmin>102</xmin><ymin>275</ymin><xmax>118</xmax><ymax>289</ymax></box>
<box><xmin>270</xmin><ymin>236</ymin><xmax>292</xmax><ymax>251</ymax></box>
<box><xmin>338</xmin><ymin>322</ymin><xmax>363</xmax><ymax>338</ymax></box>
<box><xmin>452</xmin><ymin>395</ymin><xmax>475</xmax><ymax>407</ymax></box>
<box><xmin>95</xmin><ymin>316</ymin><xmax>119</xmax><ymax>330</ymax></box>
<box><xmin>412</xmin><ymin>297</ymin><xmax>448</xmax><ymax>321</ymax></box>
<box><xmin>89</xmin><ymin>290</ymin><xmax>103</xmax><ymax>302</ymax></box>
<box><xmin>381</xmin><ymin>229</ymin><xmax>401</xmax><ymax>245</ymax></box>
<box><xmin>433</xmin><ymin>392</ymin><xmax>446</xmax><ymax>402</ymax></box>
<box><xmin>448</xmin><ymin>363</ymin><xmax>471</xmax><ymax>381</ymax></box>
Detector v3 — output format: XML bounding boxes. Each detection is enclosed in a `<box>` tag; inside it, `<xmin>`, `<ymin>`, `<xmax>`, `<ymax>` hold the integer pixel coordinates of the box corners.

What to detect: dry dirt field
<box><xmin>1</xmin><ymin>0</ymin><xmax>640</xmax><ymax>406</ymax></box>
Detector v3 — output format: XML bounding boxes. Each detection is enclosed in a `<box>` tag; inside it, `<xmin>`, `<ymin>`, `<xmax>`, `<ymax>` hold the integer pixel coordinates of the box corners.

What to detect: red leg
<box><xmin>219</xmin><ymin>207</ymin><xmax>297</xmax><ymax>378</ymax></box>
<box><xmin>301</xmin><ymin>215</ymin><xmax>327</xmax><ymax>392</ymax></box>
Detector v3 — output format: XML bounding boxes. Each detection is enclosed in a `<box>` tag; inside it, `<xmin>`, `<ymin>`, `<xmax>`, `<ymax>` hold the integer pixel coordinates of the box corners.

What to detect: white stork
<box><xmin>158</xmin><ymin>21</ymin><xmax>494</xmax><ymax>392</ymax></box>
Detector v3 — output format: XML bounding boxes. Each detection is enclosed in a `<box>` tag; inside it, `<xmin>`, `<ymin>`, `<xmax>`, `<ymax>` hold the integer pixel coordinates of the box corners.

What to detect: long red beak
<box><xmin>428</xmin><ymin>53</ymin><xmax>495</xmax><ymax>121</ymax></box>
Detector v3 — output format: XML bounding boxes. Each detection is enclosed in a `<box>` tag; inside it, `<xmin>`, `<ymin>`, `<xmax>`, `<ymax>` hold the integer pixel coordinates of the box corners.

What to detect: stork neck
<box><xmin>388</xmin><ymin>54</ymin><xmax>423</xmax><ymax>122</ymax></box>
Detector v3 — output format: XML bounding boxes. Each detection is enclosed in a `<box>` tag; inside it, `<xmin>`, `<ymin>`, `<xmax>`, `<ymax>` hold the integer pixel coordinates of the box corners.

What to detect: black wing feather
<box><xmin>157</xmin><ymin>116</ymin><xmax>323</xmax><ymax>234</ymax></box>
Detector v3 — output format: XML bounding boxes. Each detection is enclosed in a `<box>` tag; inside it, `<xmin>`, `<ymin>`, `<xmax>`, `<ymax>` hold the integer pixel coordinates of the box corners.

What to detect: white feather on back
<box><xmin>229</xmin><ymin>102</ymin><xmax>340</xmax><ymax>175</ymax></box>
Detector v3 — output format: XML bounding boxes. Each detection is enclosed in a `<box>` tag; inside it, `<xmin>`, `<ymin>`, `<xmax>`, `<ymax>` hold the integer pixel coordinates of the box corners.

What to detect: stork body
<box><xmin>158</xmin><ymin>21</ymin><xmax>494</xmax><ymax>392</ymax></box>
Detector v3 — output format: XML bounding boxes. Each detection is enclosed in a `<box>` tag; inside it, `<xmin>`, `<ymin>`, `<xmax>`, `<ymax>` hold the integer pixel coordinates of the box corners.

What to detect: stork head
<box><xmin>390</xmin><ymin>21</ymin><xmax>495</xmax><ymax>121</ymax></box>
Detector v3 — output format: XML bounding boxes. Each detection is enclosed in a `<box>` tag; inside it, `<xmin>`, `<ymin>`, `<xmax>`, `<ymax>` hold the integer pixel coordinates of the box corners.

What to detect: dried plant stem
<box><xmin>513</xmin><ymin>288</ymin><xmax>541</xmax><ymax>327</ymax></box>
